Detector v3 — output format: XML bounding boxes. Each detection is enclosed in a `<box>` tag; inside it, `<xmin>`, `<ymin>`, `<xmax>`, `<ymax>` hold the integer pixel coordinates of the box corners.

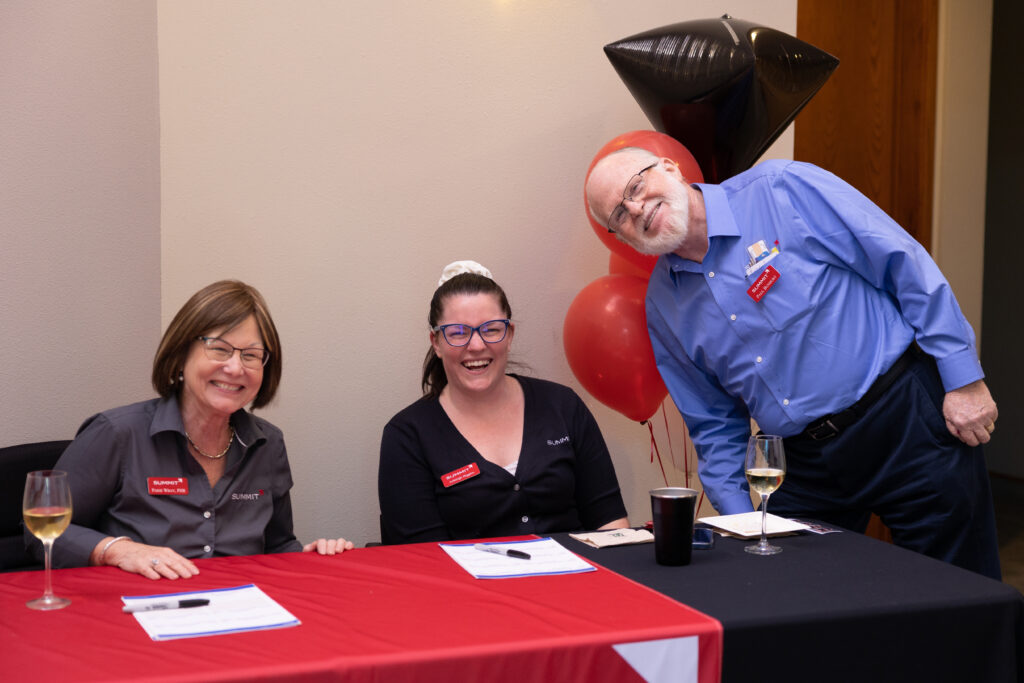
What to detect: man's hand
<box><xmin>943</xmin><ymin>380</ymin><xmax>997</xmax><ymax>447</ymax></box>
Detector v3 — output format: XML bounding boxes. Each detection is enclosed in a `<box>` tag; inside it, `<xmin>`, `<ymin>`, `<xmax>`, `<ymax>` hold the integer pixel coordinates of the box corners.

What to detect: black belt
<box><xmin>801</xmin><ymin>344</ymin><xmax>924</xmax><ymax>441</ymax></box>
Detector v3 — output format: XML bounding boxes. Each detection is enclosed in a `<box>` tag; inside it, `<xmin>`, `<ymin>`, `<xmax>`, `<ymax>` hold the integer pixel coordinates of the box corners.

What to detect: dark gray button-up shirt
<box><xmin>45</xmin><ymin>396</ymin><xmax>302</xmax><ymax>568</ymax></box>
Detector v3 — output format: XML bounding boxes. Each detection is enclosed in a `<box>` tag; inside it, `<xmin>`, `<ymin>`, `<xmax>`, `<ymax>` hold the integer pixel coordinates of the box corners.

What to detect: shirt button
<box><xmin>203</xmin><ymin>545</ymin><xmax>211</xmax><ymax>553</ymax></box>
<box><xmin>521</xmin><ymin>515</ymin><xmax>529</xmax><ymax>523</ymax></box>
<box><xmin>783</xmin><ymin>399</ymin><xmax>790</xmax><ymax>406</ymax></box>
<box><xmin>708</xmin><ymin>271</ymin><xmax>715</xmax><ymax>278</ymax></box>
<box><xmin>513</xmin><ymin>484</ymin><xmax>521</xmax><ymax>491</ymax></box>
<box><xmin>756</xmin><ymin>356</ymin><xmax>763</xmax><ymax>363</ymax></box>
<box><xmin>203</xmin><ymin>511</ymin><xmax>212</xmax><ymax>519</ymax></box>
<box><xmin>730</xmin><ymin>314</ymin><xmax>737</xmax><ymax>321</ymax></box>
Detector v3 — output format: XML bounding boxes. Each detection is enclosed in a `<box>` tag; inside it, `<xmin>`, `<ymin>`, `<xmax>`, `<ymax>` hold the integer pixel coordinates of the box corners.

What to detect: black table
<box><xmin>555</xmin><ymin>528</ymin><xmax>1024</xmax><ymax>683</ymax></box>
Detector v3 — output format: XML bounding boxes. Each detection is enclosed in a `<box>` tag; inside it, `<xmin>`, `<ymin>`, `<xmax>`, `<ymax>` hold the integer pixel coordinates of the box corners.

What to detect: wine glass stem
<box><xmin>42</xmin><ymin>539</ymin><xmax>54</xmax><ymax>600</ymax></box>
<box><xmin>760</xmin><ymin>494</ymin><xmax>769</xmax><ymax>548</ymax></box>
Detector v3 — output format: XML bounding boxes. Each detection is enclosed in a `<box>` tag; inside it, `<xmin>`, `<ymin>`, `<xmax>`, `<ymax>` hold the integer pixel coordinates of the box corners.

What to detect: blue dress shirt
<box><xmin>646</xmin><ymin>160</ymin><xmax>983</xmax><ymax>514</ymax></box>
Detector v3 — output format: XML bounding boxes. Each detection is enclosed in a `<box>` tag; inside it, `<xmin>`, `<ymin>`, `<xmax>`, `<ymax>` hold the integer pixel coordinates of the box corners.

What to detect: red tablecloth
<box><xmin>0</xmin><ymin>540</ymin><xmax>722</xmax><ymax>683</ymax></box>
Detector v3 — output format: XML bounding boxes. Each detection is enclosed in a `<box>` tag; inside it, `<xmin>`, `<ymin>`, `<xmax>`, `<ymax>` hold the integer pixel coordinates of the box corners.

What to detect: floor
<box><xmin>991</xmin><ymin>474</ymin><xmax>1024</xmax><ymax>592</ymax></box>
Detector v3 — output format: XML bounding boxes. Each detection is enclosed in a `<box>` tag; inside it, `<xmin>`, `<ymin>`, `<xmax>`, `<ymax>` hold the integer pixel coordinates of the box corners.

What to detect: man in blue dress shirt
<box><xmin>585</xmin><ymin>147</ymin><xmax>1001</xmax><ymax>578</ymax></box>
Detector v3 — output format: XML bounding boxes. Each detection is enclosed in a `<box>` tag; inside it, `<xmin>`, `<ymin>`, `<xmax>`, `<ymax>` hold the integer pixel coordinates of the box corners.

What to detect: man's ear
<box><xmin>661</xmin><ymin>157</ymin><xmax>683</xmax><ymax>180</ymax></box>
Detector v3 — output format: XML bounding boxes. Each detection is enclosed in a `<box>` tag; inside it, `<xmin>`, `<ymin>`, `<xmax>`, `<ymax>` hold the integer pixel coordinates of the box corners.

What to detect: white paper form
<box><xmin>697</xmin><ymin>512</ymin><xmax>809</xmax><ymax>538</ymax></box>
<box><xmin>440</xmin><ymin>538</ymin><xmax>596</xmax><ymax>579</ymax></box>
<box><xmin>122</xmin><ymin>584</ymin><xmax>300</xmax><ymax>641</ymax></box>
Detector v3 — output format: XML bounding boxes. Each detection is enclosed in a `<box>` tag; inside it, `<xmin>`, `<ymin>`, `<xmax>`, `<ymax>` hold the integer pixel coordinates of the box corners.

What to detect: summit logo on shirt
<box><xmin>547</xmin><ymin>436</ymin><xmax>570</xmax><ymax>446</ymax></box>
<box><xmin>231</xmin><ymin>489</ymin><xmax>265</xmax><ymax>501</ymax></box>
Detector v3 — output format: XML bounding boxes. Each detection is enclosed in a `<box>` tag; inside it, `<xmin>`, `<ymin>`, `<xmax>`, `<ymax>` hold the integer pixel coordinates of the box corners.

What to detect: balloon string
<box><xmin>659</xmin><ymin>401</ymin><xmax>706</xmax><ymax>515</ymax></box>
<box><xmin>647</xmin><ymin>421</ymin><xmax>669</xmax><ymax>487</ymax></box>
<box><xmin>681</xmin><ymin>419</ymin><xmax>705</xmax><ymax>515</ymax></box>
<box><xmin>681</xmin><ymin>419</ymin><xmax>704</xmax><ymax>514</ymax></box>
<box><xmin>659</xmin><ymin>403</ymin><xmax>675</xmax><ymax>473</ymax></box>
<box><xmin>682</xmin><ymin>411</ymin><xmax>692</xmax><ymax>488</ymax></box>
<box><xmin>659</xmin><ymin>405</ymin><xmax>684</xmax><ymax>485</ymax></box>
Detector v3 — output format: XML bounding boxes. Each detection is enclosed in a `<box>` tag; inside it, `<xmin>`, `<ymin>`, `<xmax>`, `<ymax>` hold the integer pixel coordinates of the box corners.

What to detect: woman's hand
<box><xmin>94</xmin><ymin>538</ymin><xmax>199</xmax><ymax>580</ymax></box>
<box><xmin>302</xmin><ymin>537</ymin><xmax>355</xmax><ymax>555</ymax></box>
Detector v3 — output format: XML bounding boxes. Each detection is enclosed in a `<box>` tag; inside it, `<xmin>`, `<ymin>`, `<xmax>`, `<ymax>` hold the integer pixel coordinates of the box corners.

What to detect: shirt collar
<box><xmin>664</xmin><ymin>182</ymin><xmax>740</xmax><ymax>279</ymax></box>
<box><xmin>150</xmin><ymin>394</ymin><xmax>265</xmax><ymax>449</ymax></box>
<box><xmin>694</xmin><ymin>183</ymin><xmax>740</xmax><ymax>239</ymax></box>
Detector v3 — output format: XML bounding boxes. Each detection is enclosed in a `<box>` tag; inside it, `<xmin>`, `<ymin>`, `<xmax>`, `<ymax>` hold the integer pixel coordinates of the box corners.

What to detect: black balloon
<box><xmin>604</xmin><ymin>15</ymin><xmax>839</xmax><ymax>182</ymax></box>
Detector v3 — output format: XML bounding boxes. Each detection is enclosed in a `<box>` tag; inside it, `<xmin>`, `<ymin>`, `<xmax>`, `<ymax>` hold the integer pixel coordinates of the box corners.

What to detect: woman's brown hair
<box><xmin>152</xmin><ymin>280</ymin><xmax>282</xmax><ymax>409</ymax></box>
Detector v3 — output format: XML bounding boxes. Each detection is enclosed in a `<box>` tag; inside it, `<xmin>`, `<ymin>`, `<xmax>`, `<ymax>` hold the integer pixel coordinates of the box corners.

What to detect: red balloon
<box><xmin>608</xmin><ymin>251</ymin><xmax>654</xmax><ymax>280</ymax></box>
<box><xmin>563</xmin><ymin>275</ymin><xmax>667</xmax><ymax>423</ymax></box>
<box><xmin>583</xmin><ymin>130</ymin><xmax>703</xmax><ymax>273</ymax></box>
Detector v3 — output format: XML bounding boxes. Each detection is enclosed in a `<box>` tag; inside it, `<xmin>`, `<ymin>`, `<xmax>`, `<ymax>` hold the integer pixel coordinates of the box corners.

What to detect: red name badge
<box><xmin>148</xmin><ymin>477</ymin><xmax>189</xmax><ymax>495</ymax></box>
<box><xmin>747</xmin><ymin>265</ymin><xmax>780</xmax><ymax>302</ymax></box>
<box><xmin>441</xmin><ymin>463</ymin><xmax>481</xmax><ymax>488</ymax></box>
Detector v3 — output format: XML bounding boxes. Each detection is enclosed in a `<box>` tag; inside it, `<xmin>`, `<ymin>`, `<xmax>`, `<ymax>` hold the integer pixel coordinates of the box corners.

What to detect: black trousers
<box><xmin>770</xmin><ymin>352</ymin><xmax>1001</xmax><ymax>580</ymax></box>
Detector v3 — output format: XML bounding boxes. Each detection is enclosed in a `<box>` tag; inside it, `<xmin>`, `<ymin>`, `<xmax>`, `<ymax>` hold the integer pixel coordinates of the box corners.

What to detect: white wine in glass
<box><xmin>744</xmin><ymin>435</ymin><xmax>786</xmax><ymax>555</ymax></box>
<box><xmin>23</xmin><ymin>470</ymin><xmax>72</xmax><ymax>610</ymax></box>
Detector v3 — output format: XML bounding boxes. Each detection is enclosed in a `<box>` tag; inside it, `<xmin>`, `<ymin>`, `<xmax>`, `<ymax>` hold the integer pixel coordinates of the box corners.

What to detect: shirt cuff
<box><xmin>52</xmin><ymin>526</ymin><xmax>107</xmax><ymax>568</ymax></box>
<box><xmin>933</xmin><ymin>347</ymin><xmax>984</xmax><ymax>392</ymax></box>
<box><xmin>714</xmin><ymin>493</ymin><xmax>756</xmax><ymax>516</ymax></box>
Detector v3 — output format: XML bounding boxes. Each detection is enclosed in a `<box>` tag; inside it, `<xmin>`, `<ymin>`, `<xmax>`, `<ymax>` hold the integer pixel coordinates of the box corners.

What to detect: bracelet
<box><xmin>99</xmin><ymin>535</ymin><xmax>130</xmax><ymax>565</ymax></box>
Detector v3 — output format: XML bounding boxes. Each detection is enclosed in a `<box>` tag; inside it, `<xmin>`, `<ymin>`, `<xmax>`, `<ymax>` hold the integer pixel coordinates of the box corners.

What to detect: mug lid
<box><xmin>650</xmin><ymin>487</ymin><xmax>698</xmax><ymax>498</ymax></box>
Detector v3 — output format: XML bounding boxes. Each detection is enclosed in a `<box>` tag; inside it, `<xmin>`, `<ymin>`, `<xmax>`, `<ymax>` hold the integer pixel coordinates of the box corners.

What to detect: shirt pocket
<box><xmin>748</xmin><ymin>252</ymin><xmax>816</xmax><ymax>331</ymax></box>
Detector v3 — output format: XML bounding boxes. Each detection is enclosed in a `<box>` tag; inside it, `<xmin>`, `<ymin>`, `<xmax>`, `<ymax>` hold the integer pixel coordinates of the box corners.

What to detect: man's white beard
<box><xmin>629</xmin><ymin>182</ymin><xmax>691</xmax><ymax>256</ymax></box>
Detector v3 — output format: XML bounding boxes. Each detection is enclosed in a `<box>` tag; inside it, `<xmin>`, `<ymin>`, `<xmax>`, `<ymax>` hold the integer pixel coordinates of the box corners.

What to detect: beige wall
<box><xmin>4</xmin><ymin>1</ymin><xmax>991</xmax><ymax>548</ymax></box>
<box><xmin>1</xmin><ymin>1</ymin><xmax>161</xmax><ymax>445</ymax></box>
<box><xmin>157</xmin><ymin>0</ymin><xmax>796</xmax><ymax>545</ymax></box>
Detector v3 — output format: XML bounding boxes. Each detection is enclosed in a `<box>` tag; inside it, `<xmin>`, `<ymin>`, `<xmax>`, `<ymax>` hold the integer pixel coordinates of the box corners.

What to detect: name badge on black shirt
<box><xmin>148</xmin><ymin>477</ymin><xmax>189</xmax><ymax>495</ymax></box>
<box><xmin>441</xmin><ymin>463</ymin><xmax>480</xmax><ymax>488</ymax></box>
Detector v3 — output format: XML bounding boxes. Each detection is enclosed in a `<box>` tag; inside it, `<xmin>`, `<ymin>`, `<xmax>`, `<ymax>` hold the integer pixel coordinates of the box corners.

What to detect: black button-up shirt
<box><xmin>46</xmin><ymin>396</ymin><xmax>301</xmax><ymax>568</ymax></box>
<box><xmin>379</xmin><ymin>376</ymin><xmax>627</xmax><ymax>544</ymax></box>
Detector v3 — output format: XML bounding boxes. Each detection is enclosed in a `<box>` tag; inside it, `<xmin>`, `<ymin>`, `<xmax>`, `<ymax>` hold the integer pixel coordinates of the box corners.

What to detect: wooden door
<box><xmin>795</xmin><ymin>0</ymin><xmax>938</xmax><ymax>250</ymax></box>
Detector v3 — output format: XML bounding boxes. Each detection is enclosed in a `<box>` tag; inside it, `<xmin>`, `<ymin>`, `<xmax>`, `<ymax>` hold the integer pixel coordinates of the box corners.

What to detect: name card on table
<box><xmin>440</xmin><ymin>538</ymin><xmax>596</xmax><ymax>579</ymax></box>
<box><xmin>122</xmin><ymin>584</ymin><xmax>299</xmax><ymax>641</ymax></box>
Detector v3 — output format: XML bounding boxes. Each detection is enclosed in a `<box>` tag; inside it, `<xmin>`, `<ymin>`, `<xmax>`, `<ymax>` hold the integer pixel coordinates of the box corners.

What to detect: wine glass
<box><xmin>744</xmin><ymin>434</ymin><xmax>786</xmax><ymax>556</ymax></box>
<box><xmin>23</xmin><ymin>470</ymin><xmax>73</xmax><ymax>610</ymax></box>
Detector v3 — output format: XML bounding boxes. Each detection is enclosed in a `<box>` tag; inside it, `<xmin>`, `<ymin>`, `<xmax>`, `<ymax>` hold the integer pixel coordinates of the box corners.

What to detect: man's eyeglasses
<box><xmin>607</xmin><ymin>161</ymin><xmax>658</xmax><ymax>233</ymax></box>
<box><xmin>431</xmin><ymin>319</ymin><xmax>511</xmax><ymax>347</ymax></box>
<box><xmin>197</xmin><ymin>336</ymin><xmax>270</xmax><ymax>368</ymax></box>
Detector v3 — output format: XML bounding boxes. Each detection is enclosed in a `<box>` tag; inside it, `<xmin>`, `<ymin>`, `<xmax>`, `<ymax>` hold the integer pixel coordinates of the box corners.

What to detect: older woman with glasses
<box><xmin>43</xmin><ymin>280</ymin><xmax>352</xmax><ymax>578</ymax></box>
<box><xmin>378</xmin><ymin>261</ymin><xmax>629</xmax><ymax>544</ymax></box>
